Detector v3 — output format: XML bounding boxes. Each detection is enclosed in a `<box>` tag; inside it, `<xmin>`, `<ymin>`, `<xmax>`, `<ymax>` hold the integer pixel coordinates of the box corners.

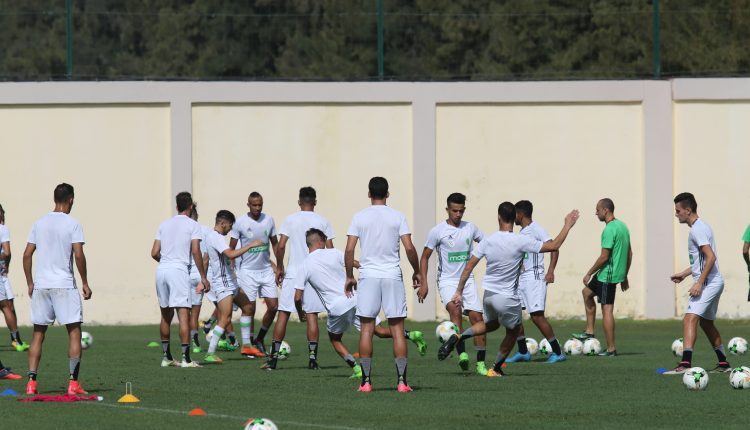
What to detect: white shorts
<box><xmin>438</xmin><ymin>279</ymin><xmax>482</xmax><ymax>314</ymax></box>
<box><xmin>303</xmin><ymin>286</ymin><xmax>326</xmax><ymax>314</ymax></box>
<box><xmin>327</xmin><ymin>306</ymin><xmax>383</xmax><ymax>335</ymax></box>
<box><xmin>0</xmin><ymin>276</ymin><xmax>13</xmax><ymax>301</ymax></box>
<box><xmin>483</xmin><ymin>290</ymin><xmax>522</xmax><ymax>329</ymax></box>
<box><xmin>155</xmin><ymin>267</ymin><xmax>191</xmax><ymax>309</ymax></box>
<box><xmin>356</xmin><ymin>278</ymin><xmax>407</xmax><ymax>319</ymax></box>
<box><xmin>238</xmin><ymin>268</ymin><xmax>278</xmax><ymax>301</ymax></box>
<box><xmin>190</xmin><ymin>272</ymin><xmax>203</xmax><ymax>307</ymax></box>
<box><xmin>518</xmin><ymin>277</ymin><xmax>547</xmax><ymax>313</ymax></box>
<box><xmin>30</xmin><ymin>288</ymin><xmax>83</xmax><ymax>326</ymax></box>
<box><xmin>686</xmin><ymin>281</ymin><xmax>724</xmax><ymax>320</ymax></box>
<box><xmin>278</xmin><ymin>278</ymin><xmax>298</xmax><ymax>313</ymax></box>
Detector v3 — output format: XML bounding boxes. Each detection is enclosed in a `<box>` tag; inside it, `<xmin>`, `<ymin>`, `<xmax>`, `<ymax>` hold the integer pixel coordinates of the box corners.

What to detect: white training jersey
<box><xmin>688</xmin><ymin>218</ymin><xmax>723</xmax><ymax>285</ymax></box>
<box><xmin>229</xmin><ymin>213</ymin><xmax>276</xmax><ymax>271</ymax></box>
<box><xmin>295</xmin><ymin>248</ymin><xmax>355</xmax><ymax>316</ymax></box>
<box><xmin>155</xmin><ymin>215</ymin><xmax>202</xmax><ymax>271</ymax></box>
<box><xmin>27</xmin><ymin>212</ymin><xmax>85</xmax><ymax>289</ymax></box>
<box><xmin>347</xmin><ymin>205</ymin><xmax>410</xmax><ymax>280</ymax></box>
<box><xmin>205</xmin><ymin>230</ymin><xmax>237</xmax><ymax>290</ymax></box>
<box><xmin>519</xmin><ymin>222</ymin><xmax>552</xmax><ymax>281</ymax></box>
<box><xmin>472</xmin><ymin>231</ymin><xmax>543</xmax><ymax>295</ymax></box>
<box><xmin>0</xmin><ymin>224</ymin><xmax>9</xmax><ymax>273</ymax></box>
<box><xmin>279</xmin><ymin>211</ymin><xmax>335</xmax><ymax>279</ymax></box>
<box><xmin>189</xmin><ymin>224</ymin><xmax>212</xmax><ymax>277</ymax></box>
<box><xmin>424</xmin><ymin>220</ymin><xmax>483</xmax><ymax>282</ymax></box>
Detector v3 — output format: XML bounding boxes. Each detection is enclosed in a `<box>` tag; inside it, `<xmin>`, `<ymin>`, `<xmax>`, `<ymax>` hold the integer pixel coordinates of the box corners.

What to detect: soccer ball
<box><xmin>582</xmin><ymin>338</ymin><xmax>601</xmax><ymax>356</ymax></box>
<box><xmin>539</xmin><ymin>338</ymin><xmax>552</xmax><ymax>355</ymax></box>
<box><xmin>671</xmin><ymin>338</ymin><xmax>684</xmax><ymax>357</ymax></box>
<box><xmin>563</xmin><ymin>338</ymin><xmax>583</xmax><ymax>356</ymax></box>
<box><xmin>729</xmin><ymin>366</ymin><xmax>750</xmax><ymax>389</ymax></box>
<box><xmin>435</xmin><ymin>321</ymin><xmax>459</xmax><ymax>343</ymax></box>
<box><xmin>525</xmin><ymin>338</ymin><xmax>539</xmax><ymax>356</ymax></box>
<box><xmin>682</xmin><ymin>367</ymin><xmax>709</xmax><ymax>391</ymax></box>
<box><xmin>81</xmin><ymin>332</ymin><xmax>93</xmax><ymax>349</ymax></box>
<box><xmin>728</xmin><ymin>337</ymin><xmax>748</xmax><ymax>355</ymax></box>
<box><xmin>278</xmin><ymin>341</ymin><xmax>291</xmax><ymax>360</ymax></box>
<box><xmin>244</xmin><ymin>417</ymin><xmax>278</xmax><ymax>430</ymax></box>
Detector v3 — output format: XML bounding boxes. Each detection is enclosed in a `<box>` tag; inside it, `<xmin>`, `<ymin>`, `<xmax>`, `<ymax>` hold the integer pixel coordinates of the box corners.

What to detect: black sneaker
<box><xmin>308</xmin><ymin>359</ymin><xmax>319</xmax><ymax>370</ymax></box>
<box><xmin>438</xmin><ymin>334</ymin><xmax>459</xmax><ymax>361</ymax></box>
<box><xmin>710</xmin><ymin>362</ymin><xmax>732</xmax><ymax>373</ymax></box>
<box><xmin>597</xmin><ymin>350</ymin><xmax>617</xmax><ymax>357</ymax></box>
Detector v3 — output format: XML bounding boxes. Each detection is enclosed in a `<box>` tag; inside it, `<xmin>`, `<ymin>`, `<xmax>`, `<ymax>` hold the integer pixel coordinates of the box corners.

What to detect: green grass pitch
<box><xmin>2</xmin><ymin>319</ymin><xmax>750</xmax><ymax>429</ymax></box>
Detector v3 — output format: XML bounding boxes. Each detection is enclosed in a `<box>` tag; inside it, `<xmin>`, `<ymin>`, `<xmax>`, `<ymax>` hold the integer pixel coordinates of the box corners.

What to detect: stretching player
<box><xmin>22</xmin><ymin>183</ymin><xmax>93</xmax><ymax>394</ymax></box>
<box><xmin>275</xmin><ymin>187</ymin><xmax>335</xmax><ymax>369</ymax></box>
<box><xmin>573</xmin><ymin>198</ymin><xmax>631</xmax><ymax>356</ymax></box>
<box><xmin>420</xmin><ymin>193</ymin><xmax>485</xmax><ymax>374</ymax></box>
<box><xmin>345</xmin><ymin>177</ymin><xmax>426</xmax><ymax>393</ymax></box>
<box><xmin>229</xmin><ymin>192</ymin><xmax>278</xmax><ymax>358</ymax></box>
<box><xmin>151</xmin><ymin>192</ymin><xmax>208</xmax><ymax>368</ymax></box>
<box><xmin>204</xmin><ymin>210</ymin><xmax>263</xmax><ymax>363</ymax></box>
<box><xmin>0</xmin><ymin>204</ymin><xmax>29</xmax><ymax>352</ymax></box>
<box><xmin>438</xmin><ymin>202</ymin><xmax>579</xmax><ymax>377</ymax></box>
<box><xmin>506</xmin><ymin>200</ymin><xmax>565</xmax><ymax>363</ymax></box>
<box><xmin>188</xmin><ymin>204</ymin><xmax>211</xmax><ymax>353</ymax></box>
<box><xmin>665</xmin><ymin>193</ymin><xmax>730</xmax><ymax>374</ymax></box>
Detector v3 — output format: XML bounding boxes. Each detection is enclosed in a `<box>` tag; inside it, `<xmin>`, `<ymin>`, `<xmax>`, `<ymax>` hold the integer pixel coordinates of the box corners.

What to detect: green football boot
<box><xmin>458</xmin><ymin>352</ymin><xmax>470</xmax><ymax>371</ymax></box>
<box><xmin>408</xmin><ymin>331</ymin><xmax>427</xmax><ymax>356</ymax></box>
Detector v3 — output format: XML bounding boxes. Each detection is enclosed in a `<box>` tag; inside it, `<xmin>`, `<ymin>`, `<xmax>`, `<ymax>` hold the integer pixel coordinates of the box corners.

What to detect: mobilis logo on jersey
<box><xmin>448</xmin><ymin>252</ymin><xmax>469</xmax><ymax>263</ymax></box>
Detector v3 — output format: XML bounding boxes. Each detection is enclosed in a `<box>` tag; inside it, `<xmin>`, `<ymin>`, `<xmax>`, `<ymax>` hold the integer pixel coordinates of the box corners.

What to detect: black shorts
<box><xmin>587</xmin><ymin>278</ymin><xmax>616</xmax><ymax>305</ymax></box>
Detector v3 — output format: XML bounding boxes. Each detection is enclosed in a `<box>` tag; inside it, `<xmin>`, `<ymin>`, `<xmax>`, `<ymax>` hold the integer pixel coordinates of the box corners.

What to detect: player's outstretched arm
<box><xmin>344</xmin><ymin>235</ymin><xmax>358</xmax><ymax>296</ymax></box>
<box><xmin>223</xmin><ymin>239</ymin><xmax>264</xmax><ymax>260</ymax></box>
<box><xmin>22</xmin><ymin>243</ymin><xmax>36</xmax><ymax>297</ymax></box>
<box><xmin>540</xmin><ymin>210</ymin><xmax>580</xmax><ymax>254</ymax></box>
<box><xmin>670</xmin><ymin>267</ymin><xmax>692</xmax><ymax>283</ymax></box>
<box><xmin>73</xmin><ymin>243</ymin><xmax>92</xmax><ymax>300</ymax></box>
<box><xmin>451</xmin><ymin>256</ymin><xmax>480</xmax><ymax>306</ymax></box>
<box><xmin>150</xmin><ymin>240</ymin><xmax>161</xmax><ymax>262</ymax></box>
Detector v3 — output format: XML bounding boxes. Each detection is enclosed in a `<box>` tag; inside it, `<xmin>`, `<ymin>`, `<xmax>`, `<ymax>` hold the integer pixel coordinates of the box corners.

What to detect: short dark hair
<box><xmin>306</xmin><ymin>228</ymin><xmax>327</xmax><ymax>247</ymax></box>
<box><xmin>215</xmin><ymin>209</ymin><xmax>236</xmax><ymax>224</ymax></box>
<box><xmin>368</xmin><ymin>177</ymin><xmax>389</xmax><ymax>199</ymax></box>
<box><xmin>299</xmin><ymin>187</ymin><xmax>317</xmax><ymax>205</ymax></box>
<box><xmin>674</xmin><ymin>192</ymin><xmax>698</xmax><ymax>212</ymax></box>
<box><xmin>54</xmin><ymin>183</ymin><xmax>75</xmax><ymax>203</ymax></box>
<box><xmin>248</xmin><ymin>192</ymin><xmax>262</xmax><ymax>200</ymax></box>
<box><xmin>0</xmin><ymin>203</ymin><xmax>4</xmax><ymax>214</ymax></box>
<box><xmin>447</xmin><ymin>193</ymin><xmax>466</xmax><ymax>206</ymax></box>
<box><xmin>190</xmin><ymin>202</ymin><xmax>199</xmax><ymax>220</ymax></box>
<box><xmin>176</xmin><ymin>192</ymin><xmax>193</xmax><ymax>212</ymax></box>
<box><xmin>515</xmin><ymin>200</ymin><xmax>533</xmax><ymax>217</ymax></box>
<box><xmin>498</xmin><ymin>202</ymin><xmax>516</xmax><ymax>223</ymax></box>
<box><xmin>599</xmin><ymin>198</ymin><xmax>615</xmax><ymax>212</ymax></box>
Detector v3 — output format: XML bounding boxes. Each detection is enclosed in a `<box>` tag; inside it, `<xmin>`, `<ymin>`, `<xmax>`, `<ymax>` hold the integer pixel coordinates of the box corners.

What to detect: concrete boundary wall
<box><xmin>1</xmin><ymin>79</ymin><xmax>748</xmax><ymax>324</ymax></box>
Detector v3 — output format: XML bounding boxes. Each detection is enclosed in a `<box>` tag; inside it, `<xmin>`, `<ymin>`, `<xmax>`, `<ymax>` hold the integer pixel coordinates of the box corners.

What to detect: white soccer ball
<box><xmin>564</xmin><ymin>338</ymin><xmax>583</xmax><ymax>356</ymax></box>
<box><xmin>539</xmin><ymin>338</ymin><xmax>552</xmax><ymax>355</ymax></box>
<box><xmin>278</xmin><ymin>341</ymin><xmax>291</xmax><ymax>360</ymax></box>
<box><xmin>729</xmin><ymin>366</ymin><xmax>750</xmax><ymax>389</ymax></box>
<box><xmin>728</xmin><ymin>337</ymin><xmax>748</xmax><ymax>355</ymax></box>
<box><xmin>671</xmin><ymin>338</ymin><xmax>684</xmax><ymax>357</ymax></box>
<box><xmin>244</xmin><ymin>417</ymin><xmax>278</xmax><ymax>430</ymax></box>
<box><xmin>525</xmin><ymin>338</ymin><xmax>539</xmax><ymax>356</ymax></box>
<box><xmin>81</xmin><ymin>331</ymin><xmax>93</xmax><ymax>349</ymax></box>
<box><xmin>435</xmin><ymin>321</ymin><xmax>459</xmax><ymax>343</ymax></box>
<box><xmin>582</xmin><ymin>338</ymin><xmax>602</xmax><ymax>356</ymax></box>
<box><xmin>683</xmin><ymin>367</ymin><xmax>709</xmax><ymax>391</ymax></box>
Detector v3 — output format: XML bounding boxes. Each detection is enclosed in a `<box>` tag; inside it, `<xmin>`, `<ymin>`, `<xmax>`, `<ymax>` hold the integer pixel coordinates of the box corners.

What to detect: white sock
<box><xmin>240</xmin><ymin>316</ymin><xmax>252</xmax><ymax>345</ymax></box>
<box><xmin>208</xmin><ymin>326</ymin><xmax>225</xmax><ymax>354</ymax></box>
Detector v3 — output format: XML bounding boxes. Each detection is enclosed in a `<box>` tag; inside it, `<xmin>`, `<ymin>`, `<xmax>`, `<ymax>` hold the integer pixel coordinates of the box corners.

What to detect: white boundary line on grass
<box><xmin>85</xmin><ymin>402</ymin><xmax>369</xmax><ymax>430</ymax></box>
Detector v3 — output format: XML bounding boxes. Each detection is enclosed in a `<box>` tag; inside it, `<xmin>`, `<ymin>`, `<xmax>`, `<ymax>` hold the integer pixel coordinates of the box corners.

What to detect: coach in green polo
<box><xmin>573</xmin><ymin>198</ymin><xmax>632</xmax><ymax>356</ymax></box>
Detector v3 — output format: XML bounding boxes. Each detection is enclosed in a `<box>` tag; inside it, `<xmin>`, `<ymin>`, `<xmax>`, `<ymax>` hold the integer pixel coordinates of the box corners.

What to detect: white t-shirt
<box><xmin>205</xmin><ymin>230</ymin><xmax>237</xmax><ymax>289</ymax></box>
<box><xmin>519</xmin><ymin>222</ymin><xmax>552</xmax><ymax>281</ymax></box>
<box><xmin>688</xmin><ymin>219</ymin><xmax>723</xmax><ymax>285</ymax></box>
<box><xmin>347</xmin><ymin>205</ymin><xmax>410</xmax><ymax>280</ymax></box>
<box><xmin>155</xmin><ymin>215</ymin><xmax>202</xmax><ymax>271</ymax></box>
<box><xmin>295</xmin><ymin>248</ymin><xmax>354</xmax><ymax>316</ymax></box>
<box><xmin>424</xmin><ymin>220</ymin><xmax>483</xmax><ymax>282</ymax></box>
<box><xmin>229</xmin><ymin>213</ymin><xmax>276</xmax><ymax>271</ymax></box>
<box><xmin>472</xmin><ymin>231</ymin><xmax>543</xmax><ymax>295</ymax></box>
<box><xmin>27</xmin><ymin>212</ymin><xmax>85</xmax><ymax>289</ymax></box>
<box><xmin>0</xmin><ymin>224</ymin><xmax>9</xmax><ymax>274</ymax></box>
<box><xmin>279</xmin><ymin>211</ymin><xmax>335</xmax><ymax>279</ymax></box>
